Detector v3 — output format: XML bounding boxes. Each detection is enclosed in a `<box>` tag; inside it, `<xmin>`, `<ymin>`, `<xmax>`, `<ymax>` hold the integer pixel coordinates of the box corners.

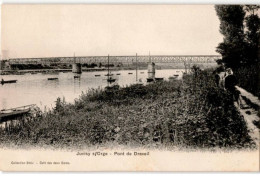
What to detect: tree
<box><xmin>215</xmin><ymin>5</ymin><xmax>260</xmax><ymax>68</ymax></box>
<box><xmin>215</xmin><ymin>5</ymin><xmax>246</xmax><ymax>68</ymax></box>
<box><xmin>244</xmin><ymin>5</ymin><xmax>260</xmax><ymax>64</ymax></box>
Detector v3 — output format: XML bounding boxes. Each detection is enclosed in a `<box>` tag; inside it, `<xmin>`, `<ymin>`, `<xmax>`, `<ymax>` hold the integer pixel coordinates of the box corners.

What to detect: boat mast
<box><xmin>107</xmin><ymin>54</ymin><xmax>109</xmax><ymax>86</ymax></box>
<box><xmin>136</xmin><ymin>53</ymin><xmax>138</xmax><ymax>82</ymax></box>
<box><xmin>149</xmin><ymin>51</ymin><xmax>151</xmax><ymax>63</ymax></box>
<box><xmin>108</xmin><ymin>54</ymin><xmax>110</xmax><ymax>75</ymax></box>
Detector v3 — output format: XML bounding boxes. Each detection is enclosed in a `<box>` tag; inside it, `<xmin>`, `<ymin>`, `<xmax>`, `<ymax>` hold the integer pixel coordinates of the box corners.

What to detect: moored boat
<box><xmin>0</xmin><ymin>104</ymin><xmax>36</xmax><ymax>122</ymax></box>
<box><xmin>146</xmin><ymin>78</ymin><xmax>154</xmax><ymax>82</ymax></box>
<box><xmin>155</xmin><ymin>77</ymin><xmax>164</xmax><ymax>81</ymax></box>
<box><xmin>1</xmin><ymin>79</ymin><xmax>17</xmax><ymax>85</ymax></box>
<box><xmin>47</xmin><ymin>78</ymin><xmax>58</xmax><ymax>80</ymax></box>
<box><xmin>107</xmin><ymin>77</ymin><xmax>116</xmax><ymax>83</ymax></box>
<box><xmin>106</xmin><ymin>55</ymin><xmax>117</xmax><ymax>84</ymax></box>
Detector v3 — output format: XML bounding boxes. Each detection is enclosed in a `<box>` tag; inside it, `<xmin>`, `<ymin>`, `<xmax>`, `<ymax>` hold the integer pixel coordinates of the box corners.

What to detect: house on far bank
<box><xmin>0</xmin><ymin>60</ymin><xmax>11</xmax><ymax>70</ymax></box>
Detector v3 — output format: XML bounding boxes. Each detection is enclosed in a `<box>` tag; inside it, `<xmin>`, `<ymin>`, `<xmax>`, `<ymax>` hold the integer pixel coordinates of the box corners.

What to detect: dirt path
<box><xmin>234</xmin><ymin>86</ymin><xmax>259</xmax><ymax>146</ymax></box>
<box><xmin>236</xmin><ymin>86</ymin><xmax>260</xmax><ymax>107</ymax></box>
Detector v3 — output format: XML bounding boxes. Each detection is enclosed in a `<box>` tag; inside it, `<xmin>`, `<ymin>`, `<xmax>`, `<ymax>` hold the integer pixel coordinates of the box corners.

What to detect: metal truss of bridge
<box><xmin>7</xmin><ymin>55</ymin><xmax>221</xmax><ymax>65</ymax></box>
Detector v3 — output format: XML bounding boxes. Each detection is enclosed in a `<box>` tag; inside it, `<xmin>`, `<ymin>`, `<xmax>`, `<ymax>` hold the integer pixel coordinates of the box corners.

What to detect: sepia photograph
<box><xmin>0</xmin><ymin>3</ymin><xmax>259</xmax><ymax>171</ymax></box>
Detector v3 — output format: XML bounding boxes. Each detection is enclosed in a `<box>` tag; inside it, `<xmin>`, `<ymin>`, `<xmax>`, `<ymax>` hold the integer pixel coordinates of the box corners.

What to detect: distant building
<box><xmin>0</xmin><ymin>60</ymin><xmax>11</xmax><ymax>70</ymax></box>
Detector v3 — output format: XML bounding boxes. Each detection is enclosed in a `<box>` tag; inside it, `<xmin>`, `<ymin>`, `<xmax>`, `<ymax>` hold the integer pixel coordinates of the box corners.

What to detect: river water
<box><xmin>0</xmin><ymin>69</ymin><xmax>183</xmax><ymax>110</ymax></box>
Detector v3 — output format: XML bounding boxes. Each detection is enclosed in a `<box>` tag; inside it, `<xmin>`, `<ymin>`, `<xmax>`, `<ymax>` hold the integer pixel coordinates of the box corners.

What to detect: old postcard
<box><xmin>0</xmin><ymin>4</ymin><xmax>259</xmax><ymax>171</ymax></box>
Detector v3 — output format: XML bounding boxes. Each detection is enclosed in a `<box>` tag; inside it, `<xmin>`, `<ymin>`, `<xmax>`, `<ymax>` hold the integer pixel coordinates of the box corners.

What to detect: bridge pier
<box><xmin>147</xmin><ymin>62</ymin><xmax>155</xmax><ymax>80</ymax></box>
<box><xmin>72</xmin><ymin>63</ymin><xmax>82</xmax><ymax>74</ymax></box>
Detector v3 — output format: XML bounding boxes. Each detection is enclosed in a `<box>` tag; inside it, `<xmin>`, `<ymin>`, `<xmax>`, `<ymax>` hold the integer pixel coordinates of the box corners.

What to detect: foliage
<box><xmin>215</xmin><ymin>5</ymin><xmax>260</xmax><ymax>68</ymax></box>
<box><xmin>244</xmin><ymin>14</ymin><xmax>260</xmax><ymax>64</ymax></box>
<box><xmin>215</xmin><ymin>5</ymin><xmax>246</xmax><ymax>68</ymax></box>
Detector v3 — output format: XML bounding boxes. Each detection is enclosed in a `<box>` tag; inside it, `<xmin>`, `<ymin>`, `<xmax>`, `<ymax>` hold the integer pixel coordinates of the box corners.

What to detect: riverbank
<box><xmin>0</xmin><ymin>69</ymin><xmax>255</xmax><ymax>150</ymax></box>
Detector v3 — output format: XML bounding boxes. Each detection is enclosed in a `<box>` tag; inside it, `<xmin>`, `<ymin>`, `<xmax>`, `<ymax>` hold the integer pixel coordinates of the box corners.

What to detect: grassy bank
<box><xmin>0</xmin><ymin>69</ymin><xmax>254</xmax><ymax>149</ymax></box>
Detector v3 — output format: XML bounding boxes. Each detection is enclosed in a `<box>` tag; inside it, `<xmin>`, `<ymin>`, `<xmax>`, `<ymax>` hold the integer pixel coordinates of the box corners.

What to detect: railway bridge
<box><xmin>0</xmin><ymin>55</ymin><xmax>221</xmax><ymax>71</ymax></box>
<box><xmin>6</xmin><ymin>55</ymin><xmax>221</xmax><ymax>65</ymax></box>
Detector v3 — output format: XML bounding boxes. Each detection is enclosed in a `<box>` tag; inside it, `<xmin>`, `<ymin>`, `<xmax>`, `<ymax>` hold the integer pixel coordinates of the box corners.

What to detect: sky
<box><xmin>1</xmin><ymin>5</ymin><xmax>223</xmax><ymax>58</ymax></box>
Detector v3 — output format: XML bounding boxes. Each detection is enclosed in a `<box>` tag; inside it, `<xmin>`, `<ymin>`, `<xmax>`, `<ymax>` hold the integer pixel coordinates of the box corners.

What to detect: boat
<box><xmin>107</xmin><ymin>77</ymin><xmax>116</xmax><ymax>83</ymax></box>
<box><xmin>0</xmin><ymin>104</ymin><xmax>36</xmax><ymax>122</ymax></box>
<box><xmin>1</xmin><ymin>79</ymin><xmax>17</xmax><ymax>85</ymax></box>
<box><xmin>128</xmin><ymin>73</ymin><xmax>133</xmax><ymax>75</ymax></box>
<box><xmin>116</xmin><ymin>73</ymin><xmax>121</xmax><ymax>75</ymax></box>
<box><xmin>174</xmin><ymin>74</ymin><xmax>179</xmax><ymax>77</ymax></box>
<box><xmin>147</xmin><ymin>78</ymin><xmax>154</xmax><ymax>82</ymax></box>
<box><xmin>106</xmin><ymin>55</ymin><xmax>116</xmax><ymax>83</ymax></box>
<box><xmin>155</xmin><ymin>78</ymin><xmax>164</xmax><ymax>81</ymax></box>
<box><xmin>95</xmin><ymin>74</ymin><xmax>101</xmax><ymax>77</ymax></box>
<box><xmin>134</xmin><ymin>53</ymin><xmax>144</xmax><ymax>85</ymax></box>
<box><xmin>134</xmin><ymin>79</ymin><xmax>144</xmax><ymax>86</ymax></box>
<box><xmin>47</xmin><ymin>78</ymin><xmax>58</xmax><ymax>80</ymax></box>
<box><xmin>169</xmin><ymin>76</ymin><xmax>176</xmax><ymax>80</ymax></box>
<box><xmin>74</xmin><ymin>75</ymin><xmax>80</xmax><ymax>79</ymax></box>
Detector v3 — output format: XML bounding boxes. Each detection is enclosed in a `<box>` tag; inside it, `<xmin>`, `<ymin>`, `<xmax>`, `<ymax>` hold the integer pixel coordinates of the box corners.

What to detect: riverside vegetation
<box><xmin>0</xmin><ymin>68</ymin><xmax>255</xmax><ymax>150</ymax></box>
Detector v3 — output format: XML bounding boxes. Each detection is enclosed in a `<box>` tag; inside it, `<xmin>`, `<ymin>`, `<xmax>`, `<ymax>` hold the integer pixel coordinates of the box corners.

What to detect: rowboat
<box><xmin>47</xmin><ymin>78</ymin><xmax>58</xmax><ymax>80</ymax></box>
<box><xmin>1</xmin><ymin>79</ymin><xmax>17</xmax><ymax>85</ymax></box>
<box><xmin>0</xmin><ymin>104</ymin><xmax>35</xmax><ymax>122</ymax></box>
<box><xmin>146</xmin><ymin>78</ymin><xmax>154</xmax><ymax>82</ymax></box>
<box><xmin>155</xmin><ymin>78</ymin><xmax>164</xmax><ymax>81</ymax></box>
<box><xmin>107</xmin><ymin>77</ymin><xmax>116</xmax><ymax>83</ymax></box>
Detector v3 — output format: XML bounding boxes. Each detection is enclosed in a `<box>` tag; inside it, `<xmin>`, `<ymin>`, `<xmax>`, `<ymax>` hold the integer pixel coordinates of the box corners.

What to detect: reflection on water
<box><xmin>0</xmin><ymin>69</ymin><xmax>183</xmax><ymax>110</ymax></box>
